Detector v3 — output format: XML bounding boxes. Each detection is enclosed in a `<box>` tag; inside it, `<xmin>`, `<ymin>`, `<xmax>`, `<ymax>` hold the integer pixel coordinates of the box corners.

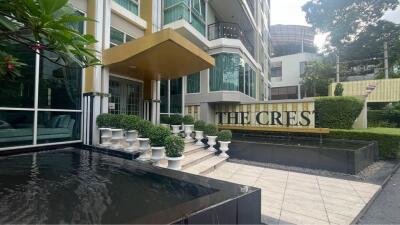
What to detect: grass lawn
<box><xmin>340</xmin><ymin>127</ymin><xmax>400</xmax><ymax>135</ymax></box>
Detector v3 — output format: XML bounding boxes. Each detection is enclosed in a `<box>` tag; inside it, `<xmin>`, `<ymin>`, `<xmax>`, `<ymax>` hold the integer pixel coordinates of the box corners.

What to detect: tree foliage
<box><xmin>0</xmin><ymin>0</ymin><xmax>100</xmax><ymax>77</ymax></box>
<box><xmin>301</xmin><ymin>61</ymin><xmax>336</xmax><ymax>97</ymax></box>
<box><xmin>303</xmin><ymin>0</ymin><xmax>399</xmax><ymax>47</ymax></box>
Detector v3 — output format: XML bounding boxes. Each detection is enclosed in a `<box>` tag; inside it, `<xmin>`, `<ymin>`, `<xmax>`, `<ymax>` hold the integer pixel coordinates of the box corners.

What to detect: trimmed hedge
<box><xmin>327</xmin><ymin>128</ymin><xmax>400</xmax><ymax>159</ymax></box>
<box><xmin>368</xmin><ymin>109</ymin><xmax>400</xmax><ymax>128</ymax></box>
<box><xmin>315</xmin><ymin>96</ymin><xmax>364</xmax><ymax>129</ymax></box>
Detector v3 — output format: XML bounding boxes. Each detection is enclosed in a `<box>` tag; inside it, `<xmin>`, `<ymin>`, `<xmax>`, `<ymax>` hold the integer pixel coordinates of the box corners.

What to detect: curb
<box><xmin>351</xmin><ymin>161</ymin><xmax>400</xmax><ymax>224</ymax></box>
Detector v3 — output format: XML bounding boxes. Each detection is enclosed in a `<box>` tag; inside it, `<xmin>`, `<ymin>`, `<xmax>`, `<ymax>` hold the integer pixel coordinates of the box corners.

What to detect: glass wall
<box><xmin>113</xmin><ymin>0</ymin><xmax>139</xmax><ymax>15</ymax></box>
<box><xmin>187</xmin><ymin>72</ymin><xmax>200</xmax><ymax>93</ymax></box>
<box><xmin>0</xmin><ymin>12</ymin><xmax>84</xmax><ymax>149</ymax></box>
<box><xmin>163</xmin><ymin>0</ymin><xmax>206</xmax><ymax>35</ymax></box>
<box><xmin>109</xmin><ymin>77</ymin><xmax>143</xmax><ymax>116</ymax></box>
<box><xmin>160</xmin><ymin>78</ymin><xmax>183</xmax><ymax>116</ymax></box>
<box><xmin>110</xmin><ymin>27</ymin><xmax>134</xmax><ymax>48</ymax></box>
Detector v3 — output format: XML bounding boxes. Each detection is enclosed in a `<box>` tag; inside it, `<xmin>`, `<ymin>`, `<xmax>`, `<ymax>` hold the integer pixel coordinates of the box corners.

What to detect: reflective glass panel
<box><xmin>0</xmin><ymin>110</ymin><xmax>34</xmax><ymax>148</ymax></box>
<box><xmin>37</xmin><ymin>111</ymin><xmax>81</xmax><ymax>144</ymax></box>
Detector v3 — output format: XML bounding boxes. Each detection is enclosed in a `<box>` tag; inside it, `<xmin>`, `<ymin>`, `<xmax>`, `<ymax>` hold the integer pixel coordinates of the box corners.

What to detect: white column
<box><xmin>101</xmin><ymin>0</ymin><xmax>111</xmax><ymax>114</ymax></box>
<box><xmin>151</xmin><ymin>80</ymin><xmax>158</xmax><ymax>124</ymax></box>
<box><xmin>384</xmin><ymin>41</ymin><xmax>389</xmax><ymax>79</ymax></box>
<box><xmin>182</xmin><ymin>76</ymin><xmax>186</xmax><ymax>116</ymax></box>
<box><xmin>156</xmin><ymin>80</ymin><xmax>161</xmax><ymax>124</ymax></box>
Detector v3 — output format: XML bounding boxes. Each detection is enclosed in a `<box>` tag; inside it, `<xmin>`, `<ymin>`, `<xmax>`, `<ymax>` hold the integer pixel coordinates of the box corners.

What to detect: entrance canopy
<box><xmin>103</xmin><ymin>29</ymin><xmax>215</xmax><ymax>80</ymax></box>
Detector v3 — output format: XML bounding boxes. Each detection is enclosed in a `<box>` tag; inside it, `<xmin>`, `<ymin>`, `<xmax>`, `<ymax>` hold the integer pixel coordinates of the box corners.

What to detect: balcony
<box><xmin>208</xmin><ymin>22</ymin><xmax>254</xmax><ymax>56</ymax></box>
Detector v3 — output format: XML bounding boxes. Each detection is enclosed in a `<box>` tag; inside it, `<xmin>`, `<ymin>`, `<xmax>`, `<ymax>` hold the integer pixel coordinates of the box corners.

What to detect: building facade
<box><xmin>0</xmin><ymin>0</ymin><xmax>270</xmax><ymax>150</ymax></box>
<box><xmin>270</xmin><ymin>25</ymin><xmax>319</xmax><ymax>100</ymax></box>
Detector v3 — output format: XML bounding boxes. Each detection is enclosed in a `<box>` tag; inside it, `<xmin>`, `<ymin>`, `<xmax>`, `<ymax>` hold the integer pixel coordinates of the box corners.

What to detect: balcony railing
<box><xmin>208</xmin><ymin>22</ymin><xmax>254</xmax><ymax>56</ymax></box>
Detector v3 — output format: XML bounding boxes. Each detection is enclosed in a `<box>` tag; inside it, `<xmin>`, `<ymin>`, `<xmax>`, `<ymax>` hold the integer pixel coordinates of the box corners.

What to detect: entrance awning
<box><xmin>102</xmin><ymin>28</ymin><xmax>215</xmax><ymax>80</ymax></box>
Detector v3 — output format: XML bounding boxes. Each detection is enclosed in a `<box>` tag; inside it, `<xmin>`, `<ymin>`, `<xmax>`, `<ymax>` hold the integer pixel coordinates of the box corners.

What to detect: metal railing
<box><xmin>208</xmin><ymin>22</ymin><xmax>254</xmax><ymax>56</ymax></box>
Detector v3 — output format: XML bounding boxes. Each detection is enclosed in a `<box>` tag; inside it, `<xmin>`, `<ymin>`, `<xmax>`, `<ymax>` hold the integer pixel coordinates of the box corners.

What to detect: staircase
<box><xmin>160</xmin><ymin>139</ymin><xmax>227</xmax><ymax>175</ymax></box>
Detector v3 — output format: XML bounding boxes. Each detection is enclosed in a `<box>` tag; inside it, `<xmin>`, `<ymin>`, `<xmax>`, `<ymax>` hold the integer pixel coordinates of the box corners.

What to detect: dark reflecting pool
<box><xmin>0</xmin><ymin>148</ymin><xmax>260</xmax><ymax>224</ymax></box>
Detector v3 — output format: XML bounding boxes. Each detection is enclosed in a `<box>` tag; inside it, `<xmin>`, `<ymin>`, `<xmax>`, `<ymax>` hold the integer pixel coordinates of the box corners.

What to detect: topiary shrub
<box><xmin>148</xmin><ymin>125</ymin><xmax>171</xmax><ymax>147</ymax></box>
<box><xmin>315</xmin><ymin>96</ymin><xmax>364</xmax><ymax>129</ymax></box>
<box><xmin>218</xmin><ymin>130</ymin><xmax>232</xmax><ymax>142</ymax></box>
<box><xmin>204</xmin><ymin>124</ymin><xmax>219</xmax><ymax>136</ymax></box>
<box><xmin>137</xmin><ymin>119</ymin><xmax>153</xmax><ymax>138</ymax></box>
<box><xmin>169</xmin><ymin>114</ymin><xmax>183</xmax><ymax>125</ymax></box>
<box><xmin>194</xmin><ymin>120</ymin><xmax>206</xmax><ymax>131</ymax></box>
<box><xmin>334</xmin><ymin>83</ymin><xmax>344</xmax><ymax>96</ymax></box>
<box><xmin>165</xmin><ymin>135</ymin><xmax>185</xmax><ymax>157</ymax></box>
<box><xmin>111</xmin><ymin>114</ymin><xmax>126</xmax><ymax>129</ymax></box>
<box><xmin>160</xmin><ymin>115</ymin><xmax>170</xmax><ymax>124</ymax></box>
<box><xmin>96</xmin><ymin>113</ymin><xmax>114</xmax><ymax>128</ymax></box>
<box><xmin>120</xmin><ymin>115</ymin><xmax>141</xmax><ymax>131</ymax></box>
<box><xmin>183</xmin><ymin>115</ymin><xmax>195</xmax><ymax>124</ymax></box>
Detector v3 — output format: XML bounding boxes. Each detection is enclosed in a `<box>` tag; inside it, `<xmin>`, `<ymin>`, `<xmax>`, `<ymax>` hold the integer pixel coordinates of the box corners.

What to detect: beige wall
<box><xmin>111</xmin><ymin>13</ymin><xmax>145</xmax><ymax>38</ymax></box>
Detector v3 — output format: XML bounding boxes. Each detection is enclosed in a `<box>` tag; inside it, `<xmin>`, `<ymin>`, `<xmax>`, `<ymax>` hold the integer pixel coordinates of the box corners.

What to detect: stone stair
<box><xmin>160</xmin><ymin>139</ymin><xmax>228</xmax><ymax>175</ymax></box>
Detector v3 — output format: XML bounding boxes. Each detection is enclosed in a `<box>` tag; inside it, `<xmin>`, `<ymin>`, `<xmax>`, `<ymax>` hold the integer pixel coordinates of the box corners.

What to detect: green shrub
<box><xmin>160</xmin><ymin>115</ymin><xmax>170</xmax><ymax>124</ymax></box>
<box><xmin>148</xmin><ymin>125</ymin><xmax>171</xmax><ymax>147</ymax></box>
<box><xmin>96</xmin><ymin>114</ymin><xmax>114</xmax><ymax>128</ymax></box>
<box><xmin>137</xmin><ymin>119</ymin><xmax>153</xmax><ymax>138</ymax></box>
<box><xmin>368</xmin><ymin>109</ymin><xmax>400</xmax><ymax>128</ymax></box>
<box><xmin>327</xmin><ymin>128</ymin><xmax>400</xmax><ymax>159</ymax></box>
<box><xmin>120</xmin><ymin>115</ymin><xmax>141</xmax><ymax>131</ymax></box>
<box><xmin>194</xmin><ymin>120</ymin><xmax>206</xmax><ymax>131</ymax></box>
<box><xmin>315</xmin><ymin>96</ymin><xmax>364</xmax><ymax>129</ymax></box>
<box><xmin>204</xmin><ymin>124</ymin><xmax>218</xmax><ymax>136</ymax></box>
<box><xmin>183</xmin><ymin>115</ymin><xmax>195</xmax><ymax>124</ymax></box>
<box><xmin>218</xmin><ymin>130</ymin><xmax>232</xmax><ymax>142</ymax></box>
<box><xmin>334</xmin><ymin>83</ymin><xmax>344</xmax><ymax>96</ymax></box>
<box><xmin>165</xmin><ymin>135</ymin><xmax>185</xmax><ymax>157</ymax></box>
<box><xmin>169</xmin><ymin>114</ymin><xmax>183</xmax><ymax>125</ymax></box>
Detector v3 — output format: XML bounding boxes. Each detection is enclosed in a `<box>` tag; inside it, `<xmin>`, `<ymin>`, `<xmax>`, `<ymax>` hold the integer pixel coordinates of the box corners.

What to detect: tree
<box><xmin>334</xmin><ymin>83</ymin><xmax>344</xmax><ymax>96</ymax></box>
<box><xmin>303</xmin><ymin>0</ymin><xmax>399</xmax><ymax>47</ymax></box>
<box><xmin>301</xmin><ymin>61</ymin><xmax>336</xmax><ymax>97</ymax></box>
<box><xmin>0</xmin><ymin>0</ymin><xmax>100</xmax><ymax>78</ymax></box>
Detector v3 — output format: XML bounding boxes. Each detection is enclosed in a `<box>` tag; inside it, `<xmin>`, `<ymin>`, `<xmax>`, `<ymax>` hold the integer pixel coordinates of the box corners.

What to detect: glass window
<box><xmin>0</xmin><ymin>43</ymin><xmax>36</xmax><ymax>108</ymax></box>
<box><xmin>300</xmin><ymin>61</ymin><xmax>307</xmax><ymax>77</ymax></box>
<box><xmin>113</xmin><ymin>0</ymin><xmax>139</xmax><ymax>15</ymax></box>
<box><xmin>239</xmin><ymin>63</ymin><xmax>245</xmax><ymax>93</ymax></box>
<box><xmin>125</xmin><ymin>34</ymin><xmax>135</xmax><ymax>42</ymax></box>
<box><xmin>250</xmin><ymin>69</ymin><xmax>256</xmax><ymax>98</ymax></box>
<box><xmin>170</xmin><ymin>78</ymin><xmax>182</xmax><ymax>113</ymax></box>
<box><xmin>244</xmin><ymin>64</ymin><xmax>250</xmax><ymax>95</ymax></box>
<box><xmin>110</xmin><ymin>27</ymin><xmax>125</xmax><ymax>47</ymax></box>
<box><xmin>271</xmin><ymin>86</ymin><xmax>298</xmax><ymax>100</ymax></box>
<box><xmin>160</xmin><ymin>80</ymin><xmax>168</xmax><ymax>113</ymax></box>
<box><xmin>37</xmin><ymin>111</ymin><xmax>81</xmax><ymax>144</ymax></box>
<box><xmin>271</xmin><ymin>66</ymin><xmax>282</xmax><ymax>78</ymax></box>
<box><xmin>0</xmin><ymin>110</ymin><xmax>34</xmax><ymax>148</ymax></box>
<box><xmin>109</xmin><ymin>80</ymin><xmax>121</xmax><ymax>114</ymax></box>
<box><xmin>38</xmin><ymin>53</ymin><xmax>82</xmax><ymax>110</ymax></box>
<box><xmin>163</xmin><ymin>0</ymin><xmax>205</xmax><ymax>35</ymax></box>
<box><xmin>209</xmin><ymin>53</ymin><xmax>240</xmax><ymax>92</ymax></box>
<box><xmin>187</xmin><ymin>72</ymin><xmax>200</xmax><ymax>93</ymax></box>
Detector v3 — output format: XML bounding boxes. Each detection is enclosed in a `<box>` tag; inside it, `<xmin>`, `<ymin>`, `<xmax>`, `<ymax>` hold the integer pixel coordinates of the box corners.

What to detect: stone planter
<box><xmin>110</xmin><ymin>129</ymin><xmax>124</xmax><ymax>150</ymax></box>
<box><xmin>125</xmin><ymin>130</ymin><xmax>138</xmax><ymax>152</ymax></box>
<box><xmin>184</xmin><ymin>125</ymin><xmax>194</xmax><ymax>140</ymax></box>
<box><xmin>137</xmin><ymin>138</ymin><xmax>150</xmax><ymax>161</ymax></box>
<box><xmin>218</xmin><ymin>141</ymin><xmax>231</xmax><ymax>158</ymax></box>
<box><xmin>207</xmin><ymin>136</ymin><xmax>217</xmax><ymax>151</ymax></box>
<box><xmin>99</xmin><ymin>128</ymin><xmax>112</xmax><ymax>147</ymax></box>
<box><xmin>194</xmin><ymin>131</ymin><xmax>204</xmax><ymax>146</ymax></box>
<box><xmin>151</xmin><ymin>146</ymin><xmax>165</xmax><ymax>166</ymax></box>
<box><xmin>171</xmin><ymin>125</ymin><xmax>181</xmax><ymax>136</ymax></box>
<box><xmin>165</xmin><ymin>156</ymin><xmax>184</xmax><ymax>170</ymax></box>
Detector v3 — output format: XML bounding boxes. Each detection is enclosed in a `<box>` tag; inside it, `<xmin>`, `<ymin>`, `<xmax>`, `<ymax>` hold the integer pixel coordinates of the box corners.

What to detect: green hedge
<box><xmin>315</xmin><ymin>96</ymin><xmax>364</xmax><ymax>129</ymax></box>
<box><xmin>327</xmin><ymin>128</ymin><xmax>400</xmax><ymax>159</ymax></box>
<box><xmin>368</xmin><ymin>109</ymin><xmax>400</xmax><ymax>128</ymax></box>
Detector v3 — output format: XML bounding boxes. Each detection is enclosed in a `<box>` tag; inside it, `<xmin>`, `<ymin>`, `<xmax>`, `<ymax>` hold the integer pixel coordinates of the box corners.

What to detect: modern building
<box><xmin>0</xmin><ymin>0</ymin><xmax>271</xmax><ymax>150</ymax></box>
<box><xmin>270</xmin><ymin>25</ymin><xmax>319</xmax><ymax>100</ymax></box>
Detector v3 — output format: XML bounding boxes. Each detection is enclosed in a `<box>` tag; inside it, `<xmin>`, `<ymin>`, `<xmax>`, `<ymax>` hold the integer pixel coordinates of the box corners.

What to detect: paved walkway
<box><xmin>206</xmin><ymin>162</ymin><xmax>381</xmax><ymax>225</ymax></box>
<box><xmin>358</xmin><ymin>167</ymin><xmax>400</xmax><ymax>224</ymax></box>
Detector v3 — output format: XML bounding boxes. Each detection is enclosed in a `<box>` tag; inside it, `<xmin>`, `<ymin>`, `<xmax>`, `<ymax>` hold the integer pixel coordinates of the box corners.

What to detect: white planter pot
<box><xmin>137</xmin><ymin>138</ymin><xmax>150</xmax><ymax>161</ymax></box>
<box><xmin>151</xmin><ymin>146</ymin><xmax>165</xmax><ymax>166</ymax></box>
<box><xmin>125</xmin><ymin>130</ymin><xmax>138</xmax><ymax>152</ymax></box>
<box><xmin>218</xmin><ymin>141</ymin><xmax>231</xmax><ymax>158</ymax></box>
<box><xmin>165</xmin><ymin>156</ymin><xmax>184</xmax><ymax>170</ymax></box>
<box><xmin>184</xmin><ymin>125</ymin><xmax>194</xmax><ymax>140</ymax></box>
<box><xmin>207</xmin><ymin>136</ymin><xmax>217</xmax><ymax>151</ymax></box>
<box><xmin>111</xmin><ymin>129</ymin><xmax>124</xmax><ymax>150</ymax></box>
<box><xmin>171</xmin><ymin>125</ymin><xmax>181</xmax><ymax>136</ymax></box>
<box><xmin>194</xmin><ymin>131</ymin><xmax>204</xmax><ymax>146</ymax></box>
<box><xmin>99</xmin><ymin>128</ymin><xmax>112</xmax><ymax>147</ymax></box>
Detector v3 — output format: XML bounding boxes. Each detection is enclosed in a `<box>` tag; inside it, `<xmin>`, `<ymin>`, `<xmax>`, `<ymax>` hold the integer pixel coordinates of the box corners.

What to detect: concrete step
<box><xmin>183</xmin><ymin>138</ymin><xmax>196</xmax><ymax>144</ymax></box>
<box><xmin>181</xmin><ymin>150</ymin><xmax>215</xmax><ymax>170</ymax></box>
<box><xmin>183</xmin><ymin>156</ymin><xmax>227</xmax><ymax>175</ymax></box>
<box><xmin>184</xmin><ymin>143</ymin><xmax>205</xmax><ymax>156</ymax></box>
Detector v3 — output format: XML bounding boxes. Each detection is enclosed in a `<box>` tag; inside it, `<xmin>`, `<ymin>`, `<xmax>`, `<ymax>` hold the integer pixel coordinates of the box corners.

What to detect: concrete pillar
<box><xmin>200</xmin><ymin>103</ymin><xmax>215</xmax><ymax>124</ymax></box>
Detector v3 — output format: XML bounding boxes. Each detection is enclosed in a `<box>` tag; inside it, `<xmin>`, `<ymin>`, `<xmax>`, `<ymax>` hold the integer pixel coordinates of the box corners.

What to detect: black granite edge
<box><xmin>0</xmin><ymin>143</ymin><xmax>82</xmax><ymax>157</ymax></box>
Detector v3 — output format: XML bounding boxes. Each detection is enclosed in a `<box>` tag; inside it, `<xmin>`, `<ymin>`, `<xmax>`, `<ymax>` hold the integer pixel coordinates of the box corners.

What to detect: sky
<box><xmin>270</xmin><ymin>0</ymin><xmax>400</xmax><ymax>50</ymax></box>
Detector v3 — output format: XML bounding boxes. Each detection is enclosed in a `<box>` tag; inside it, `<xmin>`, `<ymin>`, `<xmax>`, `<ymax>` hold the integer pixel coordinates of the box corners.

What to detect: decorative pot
<box><xmin>171</xmin><ymin>125</ymin><xmax>181</xmax><ymax>136</ymax></box>
<box><xmin>218</xmin><ymin>141</ymin><xmax>231</xmax><ymax>158</ymax></box>
<box><xmin>137</xmin><ymin>138</ymin><xmax>150</xmax><ymax>161</ymax></box>
<box><xmin>160</xmin><ymin>123</ymin><xmax>170</xmax><ymax>129</ymax></box>
<box><xmin>207</xmin><ymin>136</ymin><xmax>218</xmax><ymax>151</ymax></box>
<box><xmin>110</xmin><ymin>129</ymin><xmax>124</xmax><ymax>150</ymax></box>
<box><xmin>184</xmin><ymin>125</ymin><xmax>194</xmax><ymax>140</ymax></box>
<box><xmin>125</xmin><ymin>130</ymin><xmax>138</xmax><ymax>152</ymax></box>
<box><xmin>194</xmin><ymin>131</ymin><xmax>204</xmax><ymax>146</ymax></box>
<box><xmin>151</xmin><ymin>146</ymin><xmax>165</xmax><ymax>166</ymax></box>
<box><xmin>165</xmin><ymin>156</ymin><xmax>184</xmax><ymax>170</ymax></box>
<box><xmin>99</xmin><ymin>128</ymin><xmax>112</xmax><ymax>147</ymax></box>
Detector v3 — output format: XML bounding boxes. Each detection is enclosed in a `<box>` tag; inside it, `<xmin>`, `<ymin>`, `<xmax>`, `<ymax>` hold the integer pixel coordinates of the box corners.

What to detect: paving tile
<box><xmin>284</xmin><ymin>189</ymin><xmax>324</xmax><ymax>202</ymax></box>
<box><xmin>228</xmin><ymin>174</ymin><xmax>259</xmax><ymax>186</ymax></box>
<box><xmin>322</xmin><ymin>196</ymin><xmax>366</xmax><ymax>210</ymax></box>
<box><xmin>262</xmin><ymin>207</ymin><xmax>281</xmax><ymax>225</ymax></box>
<box><xmin>281</xmin><ymin>201</ymin><xmax>328</xmax><ymax>221</ymax></box>
<box><xmin>320</xmin><ymin>190</ymin><xmax>365</xmax><ymax>204</ymax></box>
<box><xmin>279</xmin><ymin>210</ymin><xmax>330</xmax><ymax>225</ymax></box>
<box><xmin>235</xmin><ymin>169</ymin><xmax>262</xmax><ymax>178</ymax></box>
<box><xmin>325</xmin><ymin>203</ymin><xmax>364</xmax><ymax>218</ymax></box>
<box><xmin>263</xmin><ymin>197</ymin><xmax>284</xmax><ymax>209</ymax></box>
<box><xmin>262</xmin><ymin>190</ymin><xmax>285</xmax><ymax>201</ymax></box>
<box><xmin>327</xmin><ymin>211</ymin><xmax>354</xmax><ymax>225</ymax></box>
